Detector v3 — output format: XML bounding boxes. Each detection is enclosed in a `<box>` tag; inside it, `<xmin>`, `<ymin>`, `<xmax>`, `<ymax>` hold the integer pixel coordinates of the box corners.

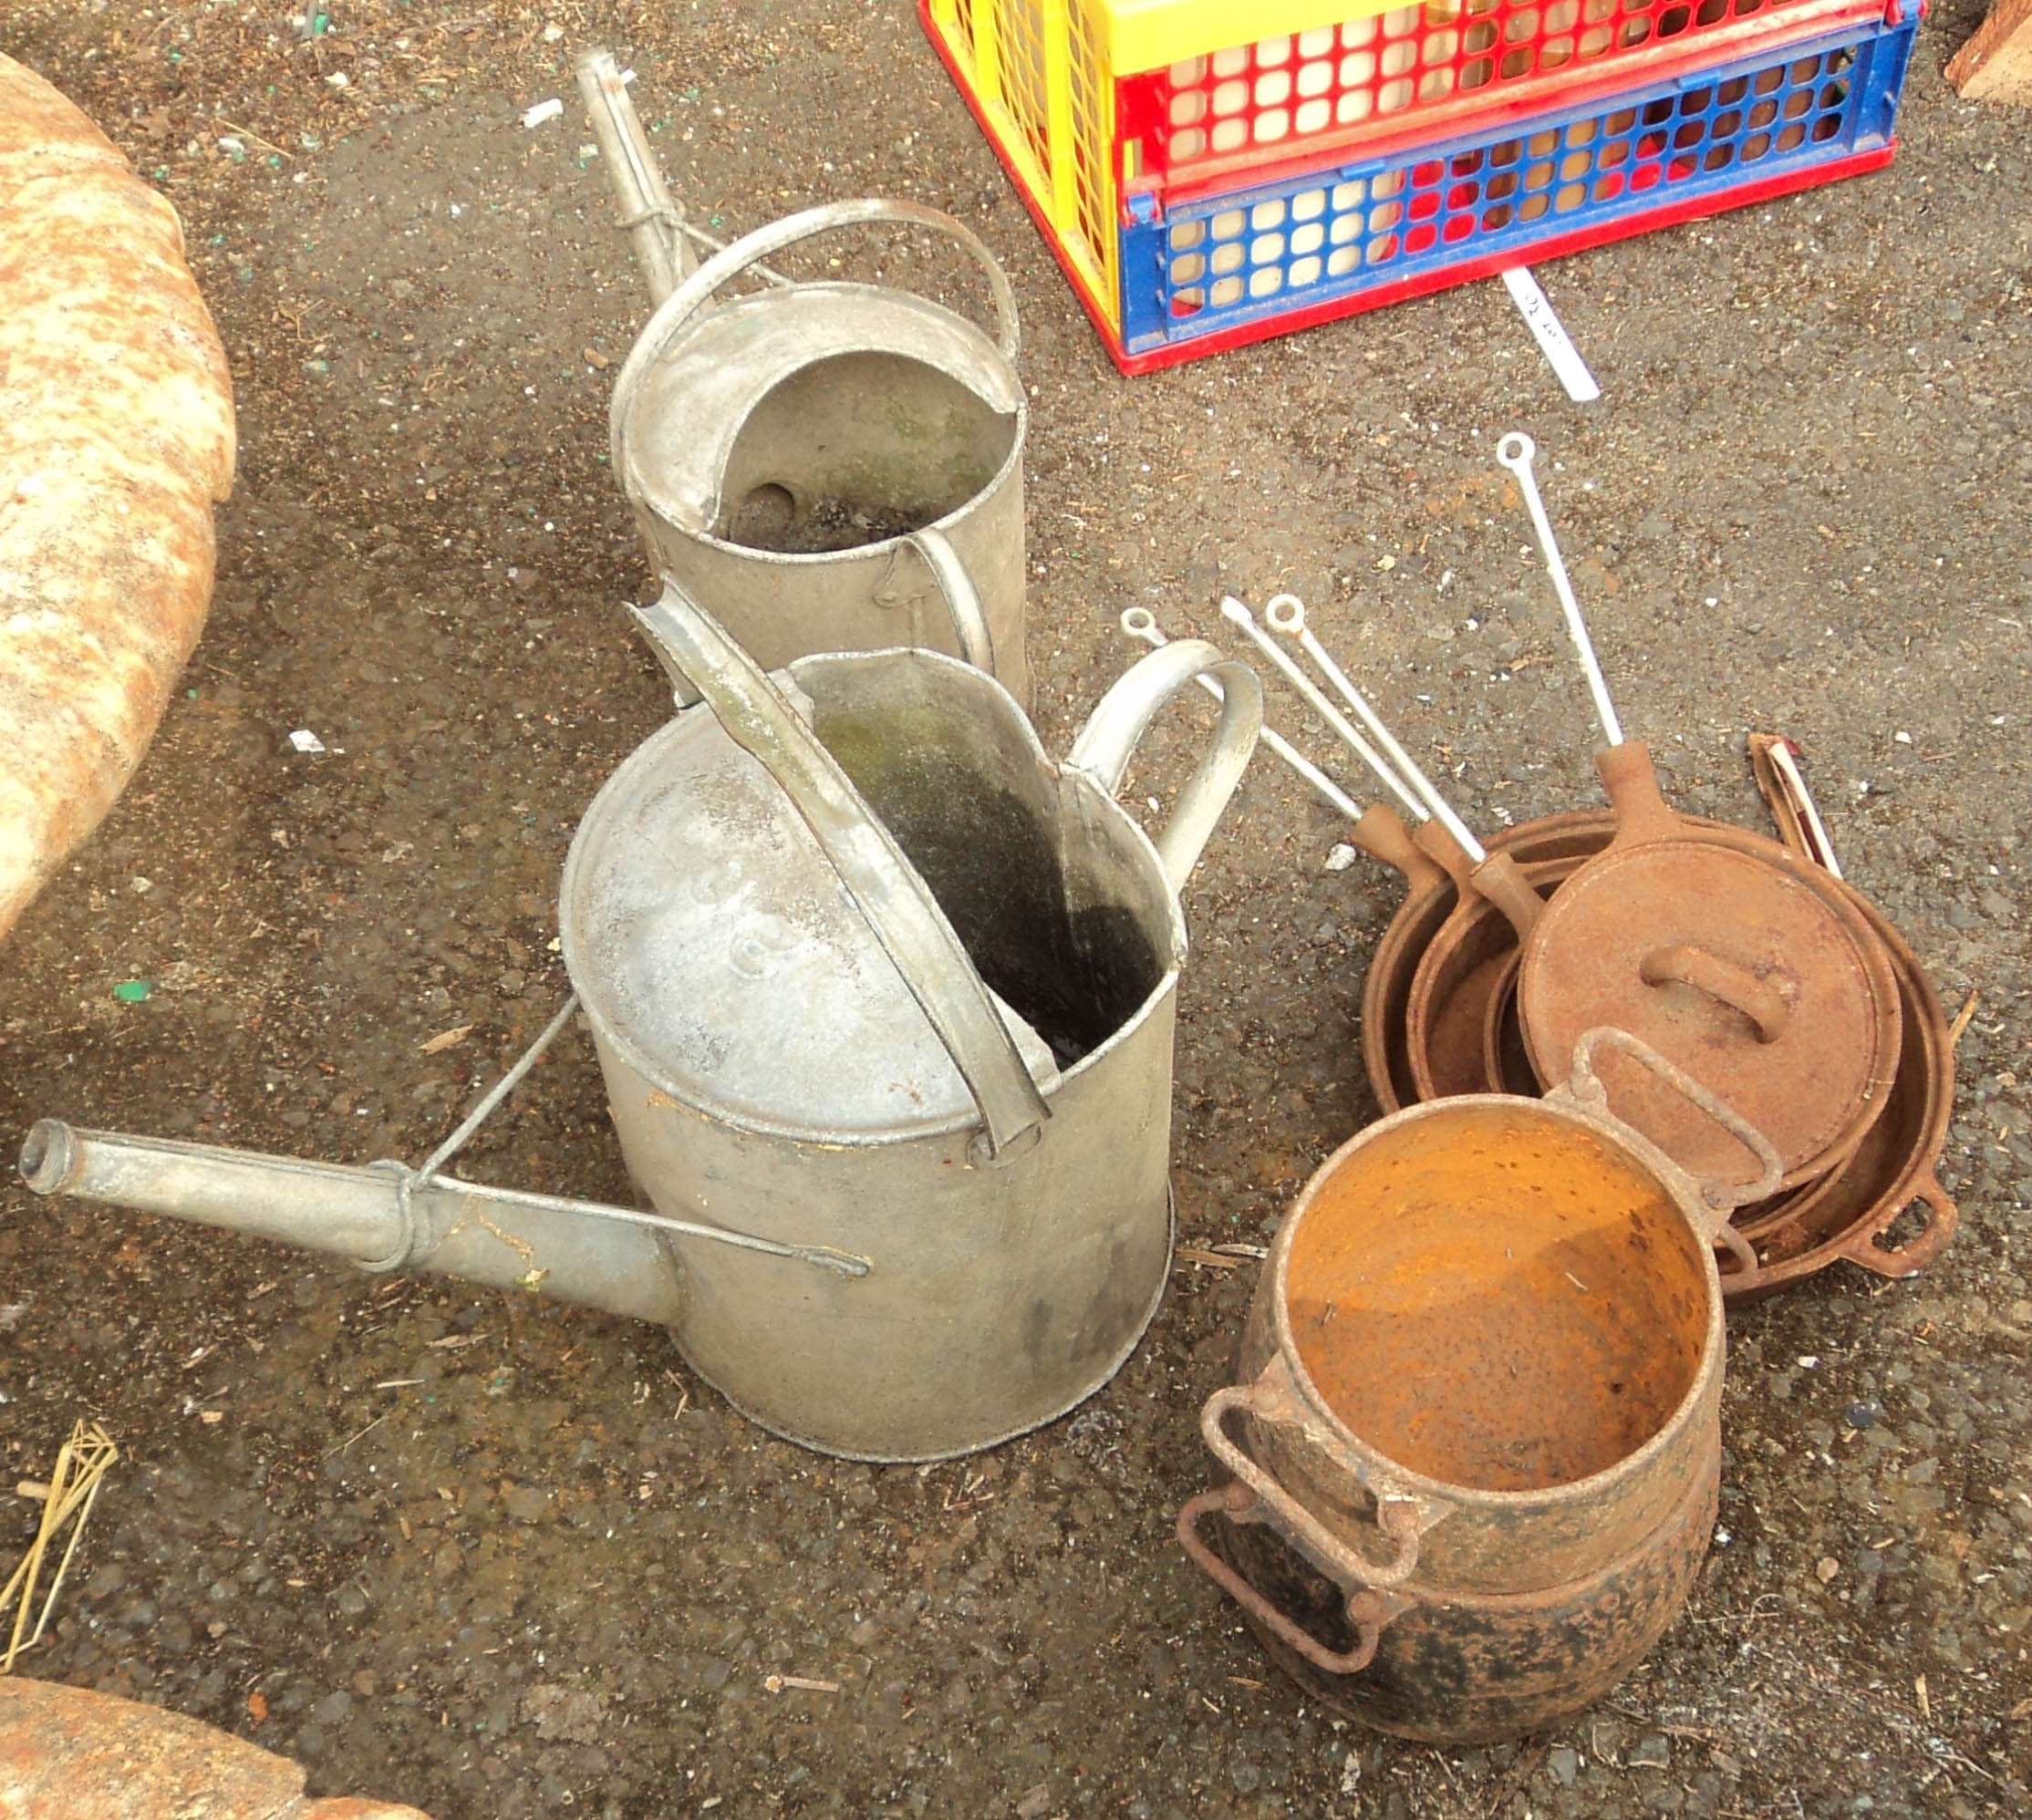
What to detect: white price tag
<box><xmin>1501</xmin><ymin>266</ymin><xmax>1602</xmax><ymax>404</ymax></box>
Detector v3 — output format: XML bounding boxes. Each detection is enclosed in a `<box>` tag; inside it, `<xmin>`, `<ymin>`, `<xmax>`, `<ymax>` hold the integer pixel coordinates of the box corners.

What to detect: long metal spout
<box><xmin>574</xmin><ymin>47</ymin><xmax>692</xmax><ymax>305</ymax></box>
<box><xmin>20</xmin><ymin>1120</ymin><xmax>871</xmax><ymax>1329</ymax></box>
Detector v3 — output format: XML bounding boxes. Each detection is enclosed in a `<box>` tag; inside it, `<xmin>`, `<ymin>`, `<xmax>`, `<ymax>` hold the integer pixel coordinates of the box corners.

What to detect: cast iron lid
<box><xmin>1518</xmin><ymin>747</ymin><xmax>1901</xmax><ymax>1189</ymax></box>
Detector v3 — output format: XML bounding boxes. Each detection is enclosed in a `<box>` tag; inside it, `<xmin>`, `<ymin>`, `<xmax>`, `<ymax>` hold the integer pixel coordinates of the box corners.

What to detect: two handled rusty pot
<box><xmin>1178</xmin><ymin>1029</ymin><xmax>1779</xmax><ymax>1742</ymax></box>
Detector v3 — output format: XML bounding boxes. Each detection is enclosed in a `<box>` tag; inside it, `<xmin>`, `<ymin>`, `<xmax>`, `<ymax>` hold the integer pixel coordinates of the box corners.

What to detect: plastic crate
<box><xmin>920</xmin><ymin>0</ymin><xmax>1892</xmax><ymax>315</ymax></box>
<box><xmin>949</xmin><ymin>10</ymin><xmax>1912</xmax><ymax>371</ymax></box>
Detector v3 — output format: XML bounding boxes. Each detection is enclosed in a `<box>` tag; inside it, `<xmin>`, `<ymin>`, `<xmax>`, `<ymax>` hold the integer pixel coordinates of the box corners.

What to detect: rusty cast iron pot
<box><xmin>1177</xmin><ymin>1030</ymin><xmax>1779</xmax><ymax>1742</ymax></box>
<box><xmin>1519</xmin><ymin>744</ymin><xmax>1902</xmax><ymax>1192</ymax></box>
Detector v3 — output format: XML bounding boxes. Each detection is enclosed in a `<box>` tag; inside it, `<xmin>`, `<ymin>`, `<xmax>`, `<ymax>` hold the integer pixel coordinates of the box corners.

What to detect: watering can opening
<box><xmin>810</xmin><ymin>653</ymin><xmax>1170</xmax><ymax>1070</ymax></box>
<box><xmin>1283</xmin><ymin>1102</ymin><xmax>1711</xmax><ymax>1495</ymax></box>
<box><xmin>717</xmin><ymin>350</ymin><xmax>1020</xmax><ymax>556</ymax></box>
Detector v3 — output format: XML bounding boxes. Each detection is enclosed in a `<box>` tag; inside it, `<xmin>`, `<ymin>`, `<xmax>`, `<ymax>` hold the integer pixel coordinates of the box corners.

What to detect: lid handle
<box><xmin>1639</xmin><ymin>943</ymin><xmax>1791</xmax><ymax>1043</ymax></box>
<box><xmin>630</xmin><ymin>582</ymin><xmax>1051</xmax><ymax>1162</ymax></box>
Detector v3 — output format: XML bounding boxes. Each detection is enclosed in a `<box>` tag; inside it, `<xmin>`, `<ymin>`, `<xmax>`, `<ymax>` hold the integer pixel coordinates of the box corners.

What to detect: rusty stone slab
<box><xmin>0</xmin><ymin>1677</ymin><xmax>432</xmax><ymax>1818</ymax></box>
<box><xmin>0</xmin><ymin>53</ymin><xmax>235</xmax><ymax>941</ymax></box>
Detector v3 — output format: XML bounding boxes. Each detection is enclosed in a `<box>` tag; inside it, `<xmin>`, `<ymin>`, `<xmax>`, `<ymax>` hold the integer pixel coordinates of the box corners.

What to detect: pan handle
<box><xmin>1594</xmin><ymin>741</ymin><xmax>1680</xmax><ymax>847</ymax></box>
<box><xmin>1353</xmin><ymin>804</ymin><xmax>1446</xmax><ymax>895</ymax></box>
<box><xmin>1195</xmin><ymin>1355</ymin><xmax>1436</xmax><ymax>1597</ymax></box>
<box><xmin>1067</xmin><ymin>641</ymin><xmax>1263</xmax><ymax>894</ymax></box>
<box><xmin>1839</xmin><ymin>1171</ymin><xmax>1958</xmax><ymax>1277</ymax></box>
<box><xmin>1176</xmin><ymin>1483</ymin><xmax>1399</xmax><ymax>1675</ymax></box>
<box><xmin>1559</xmin><ymin>1028</ymin><xmax>1781</xmax><ymax>1256</ymax></box>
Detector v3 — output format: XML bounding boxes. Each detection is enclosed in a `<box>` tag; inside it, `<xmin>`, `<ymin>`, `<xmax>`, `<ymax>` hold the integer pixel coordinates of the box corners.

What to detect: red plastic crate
<box><xmin>1114</xmin><ymin>0</ymin><xmax>1887</xmax><ymax>201</ymax></box>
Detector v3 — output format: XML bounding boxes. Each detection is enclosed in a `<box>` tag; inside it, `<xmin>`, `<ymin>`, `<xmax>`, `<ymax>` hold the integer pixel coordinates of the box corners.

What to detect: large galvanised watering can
<box><xmin>23</xmin><ymin>585</ymin><xmax>1260</xmax><ymax>1462</ymax></box>
<box><xmin>577</xmin><ymin>51</ymin><xmax>1032</xmax><ymax>705</ymax></box>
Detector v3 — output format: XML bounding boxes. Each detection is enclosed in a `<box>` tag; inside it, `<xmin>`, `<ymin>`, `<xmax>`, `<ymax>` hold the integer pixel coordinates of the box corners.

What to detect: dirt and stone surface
<box><xmin>2</xmin><ymin>2</ymin><xmax>2028</xmax><ymax>1815</ymax></box>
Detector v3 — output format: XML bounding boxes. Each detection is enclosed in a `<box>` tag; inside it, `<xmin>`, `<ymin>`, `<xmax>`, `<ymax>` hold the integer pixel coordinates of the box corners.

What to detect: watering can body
<box><xmin>610</xmin><ymin>201</ymin><xmax>1032</xmax><ymax>708</ymax></box>
<box><xmin>561</xmin><ymin>611</ymin><xmax>1259</xmax><ymax>1459</ymax></box>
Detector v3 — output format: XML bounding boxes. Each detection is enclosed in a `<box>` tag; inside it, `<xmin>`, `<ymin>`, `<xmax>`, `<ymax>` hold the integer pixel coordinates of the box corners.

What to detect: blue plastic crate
<box><xmin>1116</xmin><ymin>10</ymin><xmax>1914</xmax><ymax>364</ymax></box>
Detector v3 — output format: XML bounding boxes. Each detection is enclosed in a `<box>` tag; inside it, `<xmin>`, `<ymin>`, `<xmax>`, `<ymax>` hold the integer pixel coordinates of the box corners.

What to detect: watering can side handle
<box><xmin>628</xmin><ymin>584</ymin><xmax>1051</xmax><ymax>1162</ymax></box>
<box><xmin>902</xmin><ymin>528</ymin><xmax>995</xmax><ymax>675</ymax></box>
<box><xmin>610</xmin><ymin>198</ymin><xmax>1021</xmax><ymax>478</ymax></box>
<box><xmin>1066</xmin><ymin>640</ymin><xmax>1263</xmax><ymax>895</ymax></box>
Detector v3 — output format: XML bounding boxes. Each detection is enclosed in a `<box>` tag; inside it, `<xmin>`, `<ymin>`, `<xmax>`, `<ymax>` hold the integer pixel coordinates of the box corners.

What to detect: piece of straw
<box><xmin>0</xmin><ymin>1421</ymin><xmax>119</xmax><ymax>1671</ymax></box>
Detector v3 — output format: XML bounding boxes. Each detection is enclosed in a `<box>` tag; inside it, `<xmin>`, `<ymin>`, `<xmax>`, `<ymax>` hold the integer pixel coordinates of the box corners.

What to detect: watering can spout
<box><xmin>18</xmin><ymin>1119</ymin><xmax>866</xmax><ymax>1329</ymax></box>
<box><xmin>575</xmin><ymin>47</ymin><xmax>693</xmax><ymax>305</ymax></box>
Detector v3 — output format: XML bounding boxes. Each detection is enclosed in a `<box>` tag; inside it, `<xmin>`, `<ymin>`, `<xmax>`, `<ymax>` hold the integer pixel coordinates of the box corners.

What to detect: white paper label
<box><xmin>1501</xmin><ymin>266</ymin><xmax>1602</xmax><ymax>404</ymax></box>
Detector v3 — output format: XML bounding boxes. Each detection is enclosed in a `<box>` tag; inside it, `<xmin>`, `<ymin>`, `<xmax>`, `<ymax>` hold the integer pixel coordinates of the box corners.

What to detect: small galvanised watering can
<box><xmin>23</xmin><ymin>586</ymin><xmax>1260</xmax><ymax>1462</ymax></box>
<box><xmin>576</xmin><ymin>50</ymin><xmax>1032</xmax><ymax>705</ymax></box>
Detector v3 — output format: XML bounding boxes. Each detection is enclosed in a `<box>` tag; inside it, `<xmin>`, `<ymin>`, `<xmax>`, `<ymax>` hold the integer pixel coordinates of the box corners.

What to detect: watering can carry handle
<box><xmin>1066</xmin><ymin>641</ymin><xmax>1264</xmax><ymax>894</ymax></box>
<box><xmin>611</xmin><ymin>199</ymin><xmax>1021</xmax><ymax>474</ymax></box>
<box><xmin>630</xmin><ymin>583</ymin><xmax>1051</xmax><ymax>1161</ymax></box>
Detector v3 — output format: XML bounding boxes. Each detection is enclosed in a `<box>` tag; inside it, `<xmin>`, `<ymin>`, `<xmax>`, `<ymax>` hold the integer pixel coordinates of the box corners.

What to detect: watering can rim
<box><xmin>616</xmin><ymin>282</ymin><xmax>1026</xmax><ymax>551</ymax></box>
<box><xmin>610</xmin><ymin>197</ymin><xmax>1026</xmax><ymax>534</ymax></box>
<box><xmin>1256</xmin><ymin>1079</ymin><xmax>1729</xmax><ymax>1518</ymax></box>
<box><xmin>557</xmin><ymin>644</ymin><xmax>1199</xmax><ymax>1150</ymax></box>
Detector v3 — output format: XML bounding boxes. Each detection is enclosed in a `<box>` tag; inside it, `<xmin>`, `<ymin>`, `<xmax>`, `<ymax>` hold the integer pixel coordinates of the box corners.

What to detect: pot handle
<box><xmin>1196</xmin><ymin>1355</ymin><xmax>1432</xmax><ymax>1596</ymax></box>
<box><xmin>1559</xmin><ymin>1027</ymin><xmax>1781</xmax><ymax>1258</ymax></box>
<box><xmin>1839</xmin><ymin>1171</ymin><xmax>1958</xmax><ymax>1277</ymax></box>
<box><xmin>897</xmin><ymin>526</ymin><xmax>996</xmax><ymax>676</ymax></box>
<box><xmin>630</xmin><ymin>582</ymin><xmax>1051</xmax><ymax>1162</ymax></box>
<box><xmin>1066</xmin><ymin>641</ymin><xmax>1264</xmax><ymax>894</ymax></box>
<box><xmin>1176</xmin><ymin>1483</ymin><xmax>1397</xmax><ymax>1675</ymax></box>
<box><xmin>611</xmin><ymin>198</ymin><xmax>1021</xmax><ymax>471</ymax></box>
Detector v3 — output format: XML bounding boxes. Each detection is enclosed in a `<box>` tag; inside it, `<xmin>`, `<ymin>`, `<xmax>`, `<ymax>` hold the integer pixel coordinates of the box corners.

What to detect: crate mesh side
<box><xmin>999</xmin><ymin>0</ymin><xmax>1055</xmax><ymax>177</ymax></box>
<box><xmin>1159</xmin><ymin>39</ymin><xmax>1867</xmax><ymax>323</ymax></box>
<box><xmin>1130</xmin><ymin>0</ymin><xmax>1833</xmax><ymax>178</ymax></box>
<box><xmin>1066</xmin><ymin>0</ymin><xmax>1120</xmax><ymax>295</ymax></box>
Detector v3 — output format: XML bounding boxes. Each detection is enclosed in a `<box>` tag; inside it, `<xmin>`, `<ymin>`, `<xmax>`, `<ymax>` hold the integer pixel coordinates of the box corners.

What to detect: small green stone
<box><xmin>113</xmin><ymin>980</ymin><xmax>152</xmax><ymax>1003</ymax></box>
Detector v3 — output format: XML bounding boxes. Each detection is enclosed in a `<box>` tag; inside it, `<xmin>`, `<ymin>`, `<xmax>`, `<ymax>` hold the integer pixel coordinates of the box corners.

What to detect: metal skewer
<box><xmin>1495</xmin><ymin>431</ymin><xmax>1625</xmax><ymax>750</ymax></box>
<box><xmin>1120</xmin><ymin>608</ymin><xmax>1361</xmax><ymax>821</ymax></box>
<box><xmin>1261</xmin><ymin>594</ymin><xmax>1487</xmax><ymax>863</ymax></box>
<box><xmin>1218</xmin><ymin>597</ymin><xmax>1429</xmax><ymax>825</ymax></box>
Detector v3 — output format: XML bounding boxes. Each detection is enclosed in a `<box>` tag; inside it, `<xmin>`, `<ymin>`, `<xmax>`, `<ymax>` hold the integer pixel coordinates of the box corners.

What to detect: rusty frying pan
<box><xmin>1717</xmin><ymin>736</ymin><xmax>1957</xmax><ymax>1298</ymax></box>
<box><xmin>1473</xmin><ymin>766</ymin><xmax>1954</xmax><ymax>1299</ymax></box>
<box><xmin>1493</xmin><ymin>433</ymin><xmax>1902</xmax><ymax>1191</ymax></box>
<box><xmin>1518</xmin><ymin>740</ymin><xmax>1901</xmax><ymax>1192</ymax></box>
<box><xmin>1364</xmin><ymin>811</ymin><xmax>1636</xmax><ymax>1113</ymax></box>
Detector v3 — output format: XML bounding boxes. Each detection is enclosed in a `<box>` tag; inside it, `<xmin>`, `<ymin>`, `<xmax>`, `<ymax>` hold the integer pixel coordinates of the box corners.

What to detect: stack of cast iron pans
<box><xmin>1354</xmin><ymin>749</ymin><xmax>1954</xmax><ymax>1301</ymax></box>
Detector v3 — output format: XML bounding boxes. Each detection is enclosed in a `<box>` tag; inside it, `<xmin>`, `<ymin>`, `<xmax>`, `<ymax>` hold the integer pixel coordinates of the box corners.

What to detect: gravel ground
<box><xmin>1</xmin><ymin>2</ymin><xmax>2027</xmax><ymax>1816</ymax></box>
